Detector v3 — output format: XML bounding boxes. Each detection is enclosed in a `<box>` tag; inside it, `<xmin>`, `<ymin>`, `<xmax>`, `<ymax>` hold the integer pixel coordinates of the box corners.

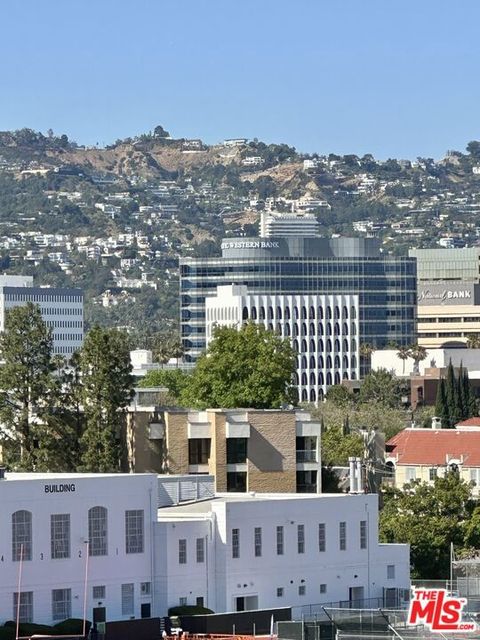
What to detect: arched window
<box><xmin>343</xmin><ymin>306</ymin><xmax>348</xmax><ymax>318</ymax></box>
<box><xmin>301</xmin><ymin>372</ymin><xmax>308</xmax><ymax>385</ymax></box>
<box><xmin>318</xmin><ymin>323</ymin><xmax>324</xmax><ymax>336</ymax></box>
<box><xmin>301</xmin><ymin>389</ymin><xmax>308</xmax><ymax>402</ymax></box>
<box><xmin>334</xmin><ymin>306</ymin><xmax>340</xmax><ymax>319</ymax></box>
<box><xmin>318</xmin><ymin>339</ymin><xmax>324</xmax><ymax>352</ymax></box>
<box><xmin>352</xmin><ymin>338</ymin><xmax>357</xmax><ymax>351</ymax></box>
<box><xmin>301</xmin><ymin>306</ymin><xmax>307</xmax><ymax>319</ymax></box>
<box><xmin>12</xmin><ymin>510</ymin><xmax>32</xmax><ymax>561</ymax></box>
<box><xmin>319</xmin><ymin>372</ymin><xmax>325</xmax><ymax>385</ymax></box>
<box><xmin>343</xmin><ymin>322</ymin><xmax>349</xmax><ymax>335</ymax></box>
<box><xmin>294</xmin><ymin>306</ymin><xmax>299</xmax><ymax>320</ymax></box>
<box><xmin>351</xmin><ymin>371</ymin><xmax>357</xmax><ymax>380</ymax></box>
<box><xmin>327</xmin><ymin>339</ymin><xmax>332</xmax><ymax>352</ymax></box>
<box><xmin>293</xmin><ymin>339</ymin><xmax>299</xmax><ymax>352</ymax></box>
<box><xmin>343</xmin><ymin>338</ymin><xmax>349</xmax><ymax>352</ymax></box>
<box><xmin>294</xmin><ymin>323</ymin><xmax>299</xmax><ymax>336</ymax></box>
<box><xmin>285</xmin><ymin>307</ymin><xmax>291</xmax><ymax>320</ymax></box>
<box><xmin>301</xmin><ymin>355</ymin><xmax>307</xmax><ymax>369</ymax></box>
<box><xmin>318</xmin><ymin>389</ymin><xmax>324</xmax><ymax>401</ymax></box>
<box><xmin>343</xmin><ymin>371</ymin><xmax>349</xmax><ymax>380</ymax></box>
<box><xmin>318</xmin><ymin>306</ymin><xmax>324</xmax><ymax>320</ymax></box>
<box><xmin>327</xmin><ymin>323</ymin><xmax>332</xmax><ymax>336</ymax></box>
<box><xmin>310</xmin><ymin>372</ymin><xmax>316</xmax><ymax>385</ymax></box>
<box><xmin>334</xmin><ymin>323</ymin><xmax>340</xmax><ymax>336</ymax></box>
<box><xmin>277</xmin><ymin>306</ymin><xmax>282</xmax><ymax>319</ymax></box>
<box><xmin>334</xmin><ymin>355</ymin><xmax>341</xmax><ymax>369</ymax></box>
<box><xmin>351</xmin><ymin>355</ymin><xmax>357</xmax><ymax>369</ymax></box>
<box><xmin>343</xmin><ymin>355</ymin><xmax>349</xmax><ymax>368</ymax></box>
<box><xmin>310</xmin><ymin>339</ymin><xmax>316</xmax><ymax>352</ymax></box>
<box><xmin>334</xmin><ymin>372</ymin><xmax>341</xmax><ymax>384</ymax></box>
<box><xmin>318</xmin><ymin>355</ymin><xmax>324</xmax><ymax>369</ymax></box>
<box><xmin>310</xmin><ymin>389</ymin><xmax>317</xmax><ymax>403</ymax></box>
<box><xmin>242</xmin><ymin>307</ymin><xmax>249</xmax><ymax>321</ymax></box>
<box><xmin>268</xmin><ymin>322</ymin><xmax>274</xmax><ymax>331</ymax></box>
<box><xmin>351</xmin><ymin>306</ymin><xmax>357</xmax><ymax>319</ymax></box>
<box><xmin>260</xmin><ymin>306</ymin><xmax>265</xmax><ymax>320</ymax></box>
<box><xmin>351</xmin><ymin>323</ymin><xmax>357</xmax><ymax>335</ymax></box>
<box><xmin>310</xmin><ymin>322</ymin><xmax>315</xmax><ymax>335</ymax></box>
<box><xmin>327</xmin><ymin>306</ymin><xmax>332</xmax><ymax>320</ymax></box>
<box><xmin>88</xmin><ymin>506</ymin><xmax>108</xmax><ymax>556</ymax></box>
<box><xmin>268</xmin><ymin>306</ymin><xmax>274</xmax><ymax>319</ymax></box>
<box><xmin>285</xmin><ymin>323</ymin><xmax>291</xmax><ymax>337</ymax></box>
<box><xmin>335</xmin><ymin>339</ymin><xmax>340</xmax><ymax>352</ymax></box>
<box><xmin>309</xmin><ymin>306</ymin><xmax>315</xmax><ymax>319</ymax></box>
<box><xmin>310</xmin><ymin>355</ymin><xmax>316</xmax><ymax>368</ymax></box>
<box><xmin>326</xmin><ymin>355</ymin><xmax>332</xmax><ymax>368</ymax></box>
<box><xmin>302</xmin><ymin>322</ymin><xmax>308</xmax><ymax>336</ymax></box>
<box><xmin>301</xmin><ymin>339</ymin><xmax>307</xmax><ymax>353</ymax></box>
<box><xmin>326</xmin><ymin>372</ymin><xmax>332</xmax><ymax>385</ymax></box>
<box><xmin>251</xmin><ymin>306</ymin><xmax>257</xmax><ymax>320</ymax></box>
<box><xmin>277</xmin><ymin>322</ymin><xmax>282</xmax><ymax>334</ymax></box>
<box><xmin>292</xmin><ymin>372</ymin><xmax>299</xmax><ymax>385</ymax></box>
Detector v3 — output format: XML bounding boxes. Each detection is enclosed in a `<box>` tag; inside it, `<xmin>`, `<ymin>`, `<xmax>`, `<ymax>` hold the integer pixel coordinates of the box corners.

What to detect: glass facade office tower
<box><xmin>180</xmin><ymin>236</ymin><xmax>417</xmax><ymax>367</ymax></box>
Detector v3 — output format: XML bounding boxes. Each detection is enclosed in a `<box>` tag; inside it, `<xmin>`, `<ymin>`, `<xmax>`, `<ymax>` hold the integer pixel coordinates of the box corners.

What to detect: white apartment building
<box><xmin>0</xmin><ymin>275</ymin><xmax>84</xmax><ymax>357</ymax></box>
<box><xmin>0</xmin><ymin>473</ymin><xmax>410</xmax><ymax>627</ymax></box>
<box><xmin>260</xmin><ymin>211</ymin><xmax>320</xmax><ymax>237</ymax></box>
<box><xmin>156</xmin><ymin>492</ymin><xmax>410</xmax><ymax>613</ymax></box>
<box><xmin>206</xmin><ymin>285</ymin><xmax>360</xmax><ymax>402</ymax></box>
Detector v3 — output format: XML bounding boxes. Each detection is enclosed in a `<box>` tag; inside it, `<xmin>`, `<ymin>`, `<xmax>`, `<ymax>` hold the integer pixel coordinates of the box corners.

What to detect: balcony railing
<box><xmin>296</xmin><ymin>449</ymin><xmax>318</xmax><ymax>463</ymax></box>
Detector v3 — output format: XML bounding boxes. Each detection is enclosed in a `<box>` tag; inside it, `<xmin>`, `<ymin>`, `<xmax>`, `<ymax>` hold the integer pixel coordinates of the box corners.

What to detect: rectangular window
<box><xmin>179</xmin><ymin>539</ymin><xmax>187</xmax><ymax>564</ymax></box>
<box><xmin>387</xmin><ymin>565</ymin><xmax>396</xmax><ymax>579</ymax></box>
<box><xmin>196</xmin><ymin>596</ymin><xmax>204</xmax><ymax>607</ymax></box>
<box><xmin>360</xmin><ymin>520</ymin><xmax>367</xmax><ymax>550</ymax></box>
<box><xmin>319</xmin><ymin>523</ymin><xmax>326</xmax><ymax>552</ymax></box>
<box><xmin>179</xmin><ymin>597</ymin><xmax>187</xmax><ymax>606</ymax></box>
<box><xmin>52</xmin><ymin>588</ymin><xmax>71</xmax><ymax>621</ymax></box>
<box><xmin>254</xmin><ymin>527</ymin><xmax>262</xmax><ymax>557</ymax></box>
<box><xmin>339</xmin><ymin>522</ymin><xmax>347</xmax><ymax>551</ymax></box>
<box><xmin>429</xmin><ymin>467</ymin><xmax>438</xmax><ymax>481</ymax></box>
<box><xmin>320</xmin><ymin>584</ymin><xmax>327</xmax><ymax>594</ymax></box>
<box><xmin>297</xmin><ymin>524</ymin><xmax>305</xmax><ymax>554</ymax></box>
<box><xmin>276</xmin><ymin>526</ymin><xmax>284</xmax><ymax>555</ymax></box>
<box><xmin>406</xmin><ymin>466</ymin><xmax>417</xmax><ymax>482</ymax></box>
<box><xmin>232</xmin><ymin>528</ymin><xmax>240</xmax><ymax>559</ymax></box>
<box><xmin>188</xmin><ymin>438</ymin><xmax>211</xmax><ymax>465</ymax></box>
<box><xmin>196</xmin><ymin>537</ymin><xmax>205</xmax><ymax>563</ymax></box>
<box><xmin>141</xmin><ymin>582</ymin><xmax>151</xmax><ymax>595</ymax></box>
<box><xmin>121</xmin><ymin>583</ymin><xmax>134</xmax><ymax>616</ymax></box>
<box><xmin>51</xmin><ymin>514</ymin><xmax>70</xmax><ymax>559</ymax></box>
<box><xmin>125</xmin><ymin>510</ymin><xmax>144</xmax><ymax>554</ymax></box>
<box><xmin>226</xmin><ymin>471</ymin><xmax>247</xmax><ymax>492</ymax></box>
<box><xmin>299</xmin><ymin>585</ymin><xmax>306</xmax><ymax>596</ymax></box>
<box><xmin>93</xmin><ymin>586</ymin><xmax>106</xmax><ymax>600</ymax></box>
<box><xmin>13</xmin><ymin>592</ymin><xmax>33</xmax><ymax>623</ymax></box>
<box><xmin>277</xmin><ymin>587</ymin><xmax>284</xmax><ymax>598</ymax></box>
<box><xmin>226</xmin><ymin>438</ymin><xmax>248</xmax><ymax>464</ymax></box>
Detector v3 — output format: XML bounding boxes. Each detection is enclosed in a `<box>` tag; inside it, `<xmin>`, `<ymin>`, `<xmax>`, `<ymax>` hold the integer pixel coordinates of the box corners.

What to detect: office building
<box><xmin>206</xmin><ymin>284</ymin><xmax>359</xmax><ymax>401</ymax></box>
<box><xmin>0</xmin><ymin>471</ymin><xmax>410</xmax><ymax>625</ymax></box>
<box><xmin>126</xmin><ymin>407</ymin><xmax>322</xmax><ymax>493</ymax></box>
<box><xmin>180</xmin><ymin>237</ymin><xmax>417</xmax><ymax>370</ymax></box>
<box><xmin>409</xmin><ymin>248</ymin><xmax>480</xmax><ymax>348</ymax></box>
<box><xmin>0</xmin><ymin>275</ymin><xmax>84</xmax><ymax>357</ymax></box>
<box><xmin>260</xmin><ymin>211</ymin><xmax>320</xmax><ymax>237</ymax></box>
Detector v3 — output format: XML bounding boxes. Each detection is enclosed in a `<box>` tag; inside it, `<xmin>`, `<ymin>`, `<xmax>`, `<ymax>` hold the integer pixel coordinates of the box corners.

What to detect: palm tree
<box><xmin>396</xmin><ymin>345</ymin><xmax>410</xmax><ymax>375</ymax></box>
<box><xmin>408</xmin><ymin>345</ymin><xmax>427</xmax><ymax>375</ymax></box>
<box><xmin>466</xmin><ymin>334</ymin><xmax>480</xmax><ymax>349</ymax></box>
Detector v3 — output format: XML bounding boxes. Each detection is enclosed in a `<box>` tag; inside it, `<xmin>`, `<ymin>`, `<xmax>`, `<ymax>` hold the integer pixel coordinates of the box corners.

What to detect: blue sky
<box><xmin>1</xmin><ymin>0</ymin><xmax>479</xmax><ymax>158</ymax></box>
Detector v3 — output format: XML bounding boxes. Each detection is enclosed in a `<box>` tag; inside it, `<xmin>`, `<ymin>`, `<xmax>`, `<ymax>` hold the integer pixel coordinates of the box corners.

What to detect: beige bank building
<box><xmin>126</xmin><ymin>404</ymin><xmax>322</xmax><ymax>494</ymax></box>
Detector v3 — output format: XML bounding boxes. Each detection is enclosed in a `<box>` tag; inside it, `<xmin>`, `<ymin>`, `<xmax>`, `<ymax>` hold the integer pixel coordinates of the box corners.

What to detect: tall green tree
<box><xmin>181</xmin><ymin>323</ymin><xmax>296</xmax><ymax>409</ymax></box>
<box><xmin>445</xmin><ymin>361</ymin><xmax>459</xmax><ymax>426</ymax></box>
<box><xmin>435</xmin><ymin>378</ymin><xmax>449</xmax><ymax>427</ymax></box>
<box><xmin>0</xmin><ymin>303</ymin><xmax>59</xmax><ymax>469</ymax></box>
<box><xmin>79</xmin><ymin>327</ymin><xmax>134</xmax><ymax>472</ymax></box>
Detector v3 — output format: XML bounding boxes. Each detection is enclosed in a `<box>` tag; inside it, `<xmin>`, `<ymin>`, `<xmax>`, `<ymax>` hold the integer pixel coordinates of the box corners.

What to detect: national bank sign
<box><xmin>418</xmin><ymin>283</ymin><xmax>480</xmax><ymax>306</ymax></box>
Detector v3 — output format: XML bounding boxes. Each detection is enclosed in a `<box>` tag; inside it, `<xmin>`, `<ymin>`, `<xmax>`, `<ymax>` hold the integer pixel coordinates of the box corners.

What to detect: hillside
<box><xmin>1</xmin><ymin>126</ymin><xmax>480</xmax><ymax>344</ymax></box>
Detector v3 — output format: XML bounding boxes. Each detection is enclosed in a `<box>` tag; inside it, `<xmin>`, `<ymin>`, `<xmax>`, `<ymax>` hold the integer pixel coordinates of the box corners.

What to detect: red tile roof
<box><xmin>456</xmin><ymin>417</ymin><xmax>480</xmax><ymax>427</ymax></box>
<box><xmin>386</xmin><ymin>429</ymin><xmax>480</xmax><ymax>466</ymax></box>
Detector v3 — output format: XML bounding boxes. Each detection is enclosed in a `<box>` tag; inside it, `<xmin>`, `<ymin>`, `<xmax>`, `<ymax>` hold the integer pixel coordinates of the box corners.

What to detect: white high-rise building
<box><xmin>260</xmin><ymin>211</ymin><xmax>320</xmax><ymax>237</ymax></box>
<box><xmin>205</xmin><ymin>284</ymin><xmax>359</xmax><ymax>403</ymax></box>
<box><xmin>0</xmin><ymin>275</ymin><xmax>84</xmax><ymax>357</ymax></box>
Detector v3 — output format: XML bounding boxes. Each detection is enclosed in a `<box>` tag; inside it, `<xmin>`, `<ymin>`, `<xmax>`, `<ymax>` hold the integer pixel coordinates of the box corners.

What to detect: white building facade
<box><xmin>0</xmin><ymin>473</ymin><xmax>157</xmax><ymax>627</ymax></box>
<box><xmin>0</xmin><ymin>275</ymin><xmax>84</xmax><ymax>357</ymax></box>
<box><xmin>260</xmin><ymin>211</ymin><xmax>320</xmax><ymax>237</ymax></box>
<box><xmin>206</xmin><ymin>285</ymin><xmax>360</xmax><ymax>402</ymax></box>
<box><xmin>156</xmin><ymin>493</ymin><xmax>410</xmax><ymax>613</ymax></box>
